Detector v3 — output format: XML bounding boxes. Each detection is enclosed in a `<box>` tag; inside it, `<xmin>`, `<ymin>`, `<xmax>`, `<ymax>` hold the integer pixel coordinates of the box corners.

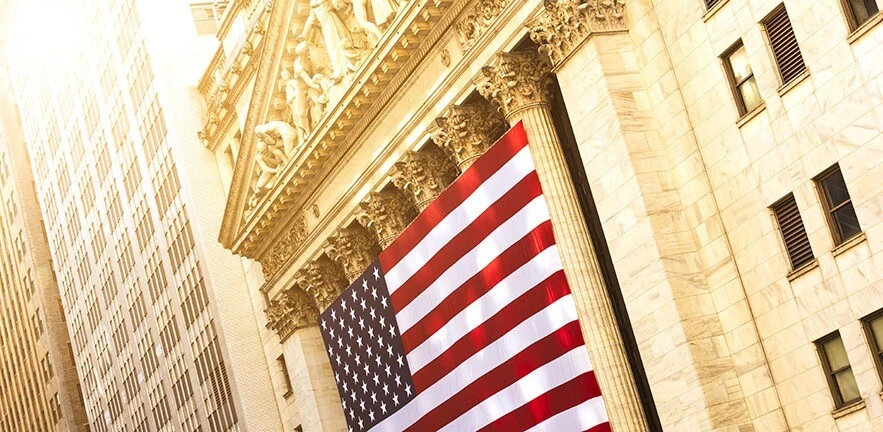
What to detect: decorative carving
<box><xmin>251</xmin><ymin>121</ymin><xmax>301</xmax><ymax>207</ymax></box>
<box><xmin>299</xmin><ymin>0</ymin><xmax>364</xmax><ymax>81</ymax></box>
<box><xmin>264</xmin><ymin>287</ymin><xmax>319</xmax><ymax>338</ymax></box>
<box><xmin>391</xmin><ymin>145</ymin><xmax>459</xmax><ymax>211</ymax></box>
<box><xmin>325</xmin><ymin>223</ymin><xmax>381</xmax><ymax>282</ymax></box>
<box><xmin>431</xmin><ymin>100</ymin><xmax>507</xmax><ymax>171</ymax></box>
<box><xmin>260</xmin><ymin>215</ymin><xmax>308</xmax><ymax>278</ymax></box>
<box><xmin>529</xmin><ymin>0</ymin><xmax>627</xmax><ymax>66</ymax></box>
<box><xmin>356</xmin><ymin>187</ymin><xmax>418</xmax><ymax>248</ymax></box>
<box><xmin>475</xmin><ymin>50</ymin><xmax>554</xmax><ymax>119</ymax></box>
<box><xmin>294</xmin><ymin>255</ymin><xmax>349</xmax><ymax>311</ymax></box>
<box><xmin>455</xmin><ymin>0</ymin><xmax>514</xmax><ymax>51</ymax></box>
<box><xmin>440</xmin><ymin>48</ymin><xmax>451</xmax><ymax>67</ymax></box>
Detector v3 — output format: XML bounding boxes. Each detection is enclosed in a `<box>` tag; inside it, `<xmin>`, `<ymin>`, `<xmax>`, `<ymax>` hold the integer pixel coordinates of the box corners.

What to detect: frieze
<box><xmin>528</xmin><ymin>0</ymin><xmax>627</xmax><ymax>66</ymax></box>
<box><xmin>259</xmin><ymin>214</ymin><xmax>308</xmax><ymax>279</ymax></box>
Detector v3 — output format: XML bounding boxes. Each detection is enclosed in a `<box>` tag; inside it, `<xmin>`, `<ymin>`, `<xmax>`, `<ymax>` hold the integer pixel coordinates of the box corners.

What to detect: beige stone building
<box><xmin>0</xmin><ymin>39</ymin><xmax>90</xmax><ymax>432</ymax></box>
<box><xmin>2</xmin><ymin>0</ymin><xmax>282</xmax><ymax>430</ymax></box>
<box><xmin>201</xmin><ymin>0</ymin><xmax>883</xmax><ymax>430</ymax></box>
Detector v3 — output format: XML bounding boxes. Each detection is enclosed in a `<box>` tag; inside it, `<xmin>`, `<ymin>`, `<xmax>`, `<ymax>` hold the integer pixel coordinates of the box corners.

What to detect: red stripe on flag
<box><xmin>476</xmin><ymin>372</ymin><xmax>603</xmax><ymax>432</ymax></box>
<box><xmin>404</xmin><ymin>321</ymin><xmax>586</xmax><ymax>432</ymax></box>
<box><xmin>400</xmin><ymin>221</ymin><xmax>557</xmax><ymax>352</ymax></box>
<box><xmin>389</xmin><ymin>172</ymin><xmax>542</xmax><ymax>311</ymax></box>
<box><xmin>586</xmin><ymin>423</ymin><xmax>614</xmax><ymax>432</ymax></box>
<box><xmin>411</xmin><ymin>271</ymin><xmax>574</xmax><ymax>390</ymax></box>
<box><xmin>380</xmin><ymin>122</ymin><xmax>529</xmax><ymax>270</ymax></box>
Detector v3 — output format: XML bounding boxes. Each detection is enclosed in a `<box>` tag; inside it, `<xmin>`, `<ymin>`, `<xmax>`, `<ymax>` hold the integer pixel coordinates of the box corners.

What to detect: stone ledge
<box><xmin>832</xmin><ymin>232</ymin><xmax>867</xmax><ymax>257</ymax></box>
<box><xmin>847</xmin><ymin>12</ymin><xmax>883</xmax><ymax>44</ymax></box>
<box><xmin>787</xmin><ymin>258</ymin><xmax>818</xmax><ymax>282</ymax></box>
<box><xmin>736</xmin><ymin>102</ymin><xmax>766</xmax><ymax>128</ymax></box>
<box><xmin>832</xmin><ymin>399</ymin><xmax>865</xmax><ymax>419</ymax></box>
<box><xmin>777</xmin><ymin>70</ymin><xmax>810</xmax><ymax>97</ymax></box>
<box><xmin>701</xmin><ymin>0</ymin><xmax>730</xmax><ymax>22</ymax></box>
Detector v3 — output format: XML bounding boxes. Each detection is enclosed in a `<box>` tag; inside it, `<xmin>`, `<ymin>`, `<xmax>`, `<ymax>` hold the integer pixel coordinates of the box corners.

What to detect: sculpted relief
<box><xmin>247</xmin><ymin>0</ymin><xmax>405</xmax><ymax>212</ymax></box>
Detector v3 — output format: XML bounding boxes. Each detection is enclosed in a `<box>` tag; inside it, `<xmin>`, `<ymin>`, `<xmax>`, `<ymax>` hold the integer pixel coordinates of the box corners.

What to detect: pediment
<box><xmin>219</xmin><ymin>0</ymin><xmax>462</xmax><ymax>267</ymax></box>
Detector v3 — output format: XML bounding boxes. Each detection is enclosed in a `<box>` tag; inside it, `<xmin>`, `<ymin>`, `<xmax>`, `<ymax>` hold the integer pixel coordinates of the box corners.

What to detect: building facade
<box><xmin>0</xmin><ymin>43</ymin><xmax>90</xmax><ymax>432</ymax></box>
<box><xmin>3</xmin><ymin>0</ymin><xmax>282</xmax><ymax>430</ymax></box>
<box><xmin>202</xmin><ymin>0</ymin><xmax>883</xmax><ymax>430</ymax></box>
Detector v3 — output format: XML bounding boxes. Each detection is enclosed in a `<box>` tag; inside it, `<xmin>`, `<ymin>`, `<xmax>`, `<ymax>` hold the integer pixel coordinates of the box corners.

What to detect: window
<box><xmin>723</xmin><ymin>42</ymin><xmax>762</xmax><ymax>116</ymax></box>
<box><xmin>771</xmin><ymin>193</ymin><xmax>814</xmax><ymax>270</ymax></box>
<box><xmin>816</xmin><ymin>332</ymin><xmax>861</xmax><ymax>408</ymax></box>
<box><xmin>278</xmin><ymin>355</ymin><xmax>293</xmax><ymax>397</ymax></box>
<box><xmin>862</xmin><ymin>310</ymin><xmax>883</xmax><ymax>381</ymax></box>
<box><xmin>762</xmin><ymin>4</ymin><xmax>806</xmax><ymax>86</ymax></box>
<box><xmin>842</xmin><ymin>0</ymin><xmax>879</xmax><ymax>31</ymax></box>
<box><xmin>190</xmin><ymin>2</ymin><xmax>227</xmax><ymax>36</ymax></box>
<box><xmin>816</xmin><ymin>165</ymin><xmax>862</xmax><ymax>245</ymax></box>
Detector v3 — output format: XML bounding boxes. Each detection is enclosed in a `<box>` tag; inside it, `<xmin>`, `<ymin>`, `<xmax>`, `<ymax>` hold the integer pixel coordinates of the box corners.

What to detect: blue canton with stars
<box><xmin>318</xmin><ymin>259</ymin><xmax>415</xmax><ymax>432</ymax></box>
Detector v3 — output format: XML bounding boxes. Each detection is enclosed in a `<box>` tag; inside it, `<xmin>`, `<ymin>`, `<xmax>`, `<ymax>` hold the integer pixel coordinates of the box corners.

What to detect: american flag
<box><xmin>318</xmin><ymin>122</ymin><xmax>610</xmax><ymax>431</ymax></box>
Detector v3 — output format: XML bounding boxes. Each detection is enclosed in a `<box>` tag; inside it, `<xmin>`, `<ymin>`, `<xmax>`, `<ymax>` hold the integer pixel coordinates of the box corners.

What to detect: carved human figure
<box><xmin>370</xmin><ymin>0</ymin><xmax>403</xmax><ymax>27</ymax></box>
<box><xmin>252</xmin><ymin>140</ymin><xmax>287</xmax><ymax>203</ymax></box>
<box><xmin>346</xmin><ymin>0</ymin><xmax>383</xmax><ymax>44</ymax></box>
<box><xmin>282</xmin><ymin>69</ymin><xmax>309</xmax><ymax>144</ymax></box>
<box><xmin>299</xmin><ymin>0</ymin><xmax>354</xmax><ymax>80</ymax></box>
<box><xmin>254</xmin><ymin>120</ymin><xmax>300</xmax><ymax>158</ymax></box>
<box><xmin>293</xmin><ymin>41</ymin><xmax>334</xmax><ymax>131</ymax></box>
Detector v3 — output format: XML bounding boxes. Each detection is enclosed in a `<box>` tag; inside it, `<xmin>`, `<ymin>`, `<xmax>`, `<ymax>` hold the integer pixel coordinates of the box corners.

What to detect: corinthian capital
<box><xmin>325</xmin><ymin>224</ymin><xmax>381</xmax><ymax>283</ymax></box>
<box><xmin>475</xmin><ymin>50</ymin><xmax>554</xmax><ymax>119</ymax></box>
<box><xmin>264</xmin><ymin>287</ymin><xmax>319</xmax><ymax>339</ymax></box>
<box><xmin>294</xmin><ymin>255</ymin><xmax>349</xmax><ymax>311</ymax></box>
<box><xmin>430</xmin><ymin>100</ymin><xmax>507</xmax><ymax>171</ymax></box>
<box><xmin>529</xmin><ymin>0</ymin><xmax>628</xmax><ymax>66</ymax></box>
<box><xmin>357</xmin><ymin>187</ymin><xmax>418</xmax><ymax>249</ymax></box>
<box><xmin>391</xmin><ymin>145</ymin><xmax>459</xmax><ymax>211</ymax></box>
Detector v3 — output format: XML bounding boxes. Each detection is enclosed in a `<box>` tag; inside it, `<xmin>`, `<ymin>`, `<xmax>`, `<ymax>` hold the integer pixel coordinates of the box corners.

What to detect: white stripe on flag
<box><xmin>406</xmin><ymin>246</ymin><xmax>563</xmax><ymax>370</ymax></box>
<box><xmin>384</xmin><ymin>147</ymin><xmax>535</xmax><ymax>293</ymax></box>
<box><xmin>525</xmin><ymin>396</ymin><xmax>609</xmax><ymax>432</ymax></box>
<box><xmin>438</xmin><ymin>348</ymin><xmax>594</xmax><ymax>432</ymax></box>
<box><xmin>396</xmin><ymin>196</ymin><xmax>551</xmax><ymax>333</ymax></box>
<box><xmin>371</xmin><ymin>295</ymin><xmax>579</xmax><ymax>432</ymax></box>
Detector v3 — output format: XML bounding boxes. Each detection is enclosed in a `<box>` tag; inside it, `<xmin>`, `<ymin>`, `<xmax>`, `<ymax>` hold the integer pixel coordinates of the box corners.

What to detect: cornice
<box><xmin>219</xmin><ymin>0</ymin><xmax>295</xmax><ymax>249</ymax></box>
<box><xmin>255</xmin><ymin>0</ymin><xmax>533</xmax><ymax>292</ymax></box>
<box><xmin>198</xmin><ymin>3</ymin><xmax>271</xmax><ymax>151</ymax></box>
<box><xmin>226</xmin><ymin>0</ymin><xmax>457</xmax><ymax>261</ymax></box>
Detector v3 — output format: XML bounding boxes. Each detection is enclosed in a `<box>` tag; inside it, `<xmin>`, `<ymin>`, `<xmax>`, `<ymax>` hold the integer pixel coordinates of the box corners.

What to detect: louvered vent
<box><xmin>705</xmin><ymin>0</ymin><xmax>724</xmax><ymax>9</ymax></box>
<box><xmin>772</xmin><ymin>193</ymin><xmax>814</xmax><ymax>270</ymax></box>
<box><xmin>764</xmin><ymin>5</ymin><xmax>806</xmax><ymax>85</ymax></box>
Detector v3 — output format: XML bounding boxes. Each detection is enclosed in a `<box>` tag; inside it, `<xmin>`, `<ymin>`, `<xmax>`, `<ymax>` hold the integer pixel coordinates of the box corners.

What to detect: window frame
<box><xmin>721</xmin><ymin>41</ymin><xmax>761</xmax><ymax>116</ymax></box>
<box><xmin>861</xmin><ymin>309</ymin><xmax>883</xmax><ymax>383</ymax></box>
<box><xmin>816</xmin><ymin>331</ymin><xmax>862</xmax><ymax>408</ymax></box>
<box><xmin>839</xmin><ymin>0</ymin><xmax>881</xmax><ymax>32</ymax></box>
<box><xmin>814</xmin><ymin>165</ymin><xmax>862</xmax><ymax>246</ymax></box>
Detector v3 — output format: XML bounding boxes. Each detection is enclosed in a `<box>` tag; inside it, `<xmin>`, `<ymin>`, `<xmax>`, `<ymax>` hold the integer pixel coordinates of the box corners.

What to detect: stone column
<box><xmin>263</xmin><ymin>288</ymin><xmax>344</xmax><ymax>432</ymax></box>
<box><xmin>325</xmin><ymin>223</ymin><xmax>382</xmax><ymax>283</ymax></box>
<box><xmin>390</xmin><ymin>144</ymin><xmax>459</xmax><ymax>211</ymax></box>
<box><xmin>475</xmin><ymin>50</ymin><xmax>650</xmax><ymax>432</ymax></box>
<box><xmin>429</xmin><ymin>99</ymin><xmax>507</xmax><ymax>171</ymax></box>
<box><xmin>357</xmin><ymin>186</ymin><xmax>418</xmax><ymax>248</ymax></box>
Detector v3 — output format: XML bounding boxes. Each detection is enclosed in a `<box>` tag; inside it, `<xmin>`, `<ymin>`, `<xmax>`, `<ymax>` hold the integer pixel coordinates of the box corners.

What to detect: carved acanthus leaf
<box><xmin>260</xmin><ymin>215</ymin><xmax>308</xmax><ymax>278</ymax></box>
<box><xmin>264</xmin><ymin>287</ymin><xmax>319</xmax><ymax>339</ymax></box>
<box><xmin>528</xmin><ymin>0</ymin><xmax>627</xmax><ymax>66</ymax></box>
<box><xmin>391</xmin><ymin>145</ymin><xmax>459</xmax><ymax>211</ymax></box>
<box><xmin>325</xmin><ymin>224</ymin><xmax>381</xmax><ymax>283</ymax></box>
<box><xmin>294</xmin><ymin>255</ymin><xmax>349</xmax><ymax>311</ymax></box>
<box><xmin>356</xmin><ymin>188</ymin><xmax>418</xmax><ymax>249</ymax></box>
<box><xmin>455</xmin><ymin>0</ymin><xmax>515</xmax><ymax>51</ymax></box>
<box><xmin>475</xmin><ymin>50</ymin><xmax>554</xmax><ymax>119</ymax></box>
<box><xmin>431</xmin><ymin>100</ymin><xmax>507</xmax><ymax>171</ymax></box>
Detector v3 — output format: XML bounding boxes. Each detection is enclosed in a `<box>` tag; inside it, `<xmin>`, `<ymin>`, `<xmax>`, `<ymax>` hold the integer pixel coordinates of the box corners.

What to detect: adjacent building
<box><xmin>0</xmin><ymin>37</ymin><xmax>90</xmax><ymax>432</ymax></box>
<box><xmin>3</xmin><ymin>0</ymin><xmax>281</xmax><ymax>430</ymax></box>
<box><xmin>201</xmin><ymin>0</ymin><xmax>883</xmax><ymax>431</ymax></box>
